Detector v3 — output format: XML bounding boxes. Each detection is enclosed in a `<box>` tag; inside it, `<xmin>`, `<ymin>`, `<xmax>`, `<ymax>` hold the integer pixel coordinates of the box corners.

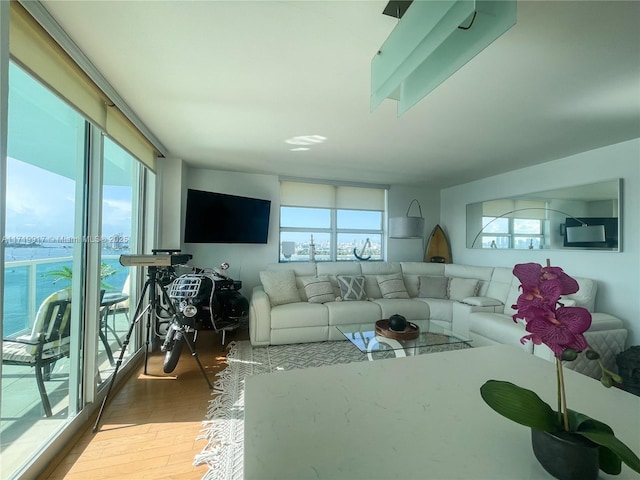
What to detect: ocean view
<box><xmin>3</xmin><ymin>244</ymin><xmax>130</xmax><ymax>337</ymax></box>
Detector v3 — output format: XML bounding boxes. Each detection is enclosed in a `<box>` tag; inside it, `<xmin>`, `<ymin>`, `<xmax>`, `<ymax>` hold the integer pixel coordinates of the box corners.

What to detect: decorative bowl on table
<box><xmin>375</xmin><ymin>319</ymin><xmax>420</xmax><ymax>340</ymax></box>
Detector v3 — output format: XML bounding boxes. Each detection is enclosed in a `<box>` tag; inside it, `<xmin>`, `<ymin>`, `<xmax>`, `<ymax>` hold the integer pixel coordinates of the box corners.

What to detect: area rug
<box><xmin>193</xmin><ymin>338</ymin><xmax>469</xmax><ymax>480</ymax></box>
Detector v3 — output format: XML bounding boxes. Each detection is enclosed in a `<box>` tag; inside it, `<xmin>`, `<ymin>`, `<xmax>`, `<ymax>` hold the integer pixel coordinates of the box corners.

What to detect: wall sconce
<box><xmin>371</xmin><ymin>0</ymin><xmax>517</xmax><ymax>116</ymax></box>
<box><xmin>389</xmin><ymin>199</ymin><xmax>425</xmax><ymax>238</ymax></box>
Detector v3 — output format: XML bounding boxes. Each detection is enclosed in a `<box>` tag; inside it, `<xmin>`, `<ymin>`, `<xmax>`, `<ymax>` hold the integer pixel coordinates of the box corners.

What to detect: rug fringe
<box><xmin>193</xmin><ymin>340</ymin><xmax>250</xmax><ymax>480</ymax></box>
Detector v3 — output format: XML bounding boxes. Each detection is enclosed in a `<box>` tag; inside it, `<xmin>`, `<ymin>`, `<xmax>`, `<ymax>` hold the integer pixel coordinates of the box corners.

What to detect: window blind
<box><xmin>9</xmin><ymin>2</ymin><xmax>157</xmax><ymax>170</ymax></box>
<box><xmin>482</xmin><ymin>199</ymin><xmax>547</xmax><ymax>219</ymax></box>
<box><xmin>280</xmin><ymin>180</ymin><xmax>386</xmax><ymax>211</ymax></box>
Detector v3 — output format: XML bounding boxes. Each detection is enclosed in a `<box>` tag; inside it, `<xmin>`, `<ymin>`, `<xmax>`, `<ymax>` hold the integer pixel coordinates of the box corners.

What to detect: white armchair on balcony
<box><xmin>2</xmin><ymin>289</ymin><xmax>72</xmax><ymax>417</ymax></box>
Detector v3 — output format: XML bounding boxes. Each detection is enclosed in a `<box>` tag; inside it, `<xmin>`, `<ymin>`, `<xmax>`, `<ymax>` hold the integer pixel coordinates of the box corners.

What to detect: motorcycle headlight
<box><xmin>183</xmin><ymin>304</ymin><xmax>198</xmax><ymax>318</ymax></box>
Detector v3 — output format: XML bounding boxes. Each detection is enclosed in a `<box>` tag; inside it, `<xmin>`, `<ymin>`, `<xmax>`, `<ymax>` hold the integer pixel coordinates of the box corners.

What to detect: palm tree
<box><xmin>43</xmin><ymin>263</ymin><xmax>118</xmax><ymax>290</ymax></box>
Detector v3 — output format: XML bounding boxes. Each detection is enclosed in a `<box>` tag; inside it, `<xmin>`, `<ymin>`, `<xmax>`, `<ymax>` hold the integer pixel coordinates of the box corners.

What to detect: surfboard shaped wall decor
<box><xmin>424</xmin><ymin>224</ymin><xmax>452</xmax><ymax>263</ymax></box>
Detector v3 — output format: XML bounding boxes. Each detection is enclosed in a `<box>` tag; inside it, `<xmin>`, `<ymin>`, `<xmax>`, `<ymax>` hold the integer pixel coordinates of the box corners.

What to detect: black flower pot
<box><xmin>531</xmin><ymin>429</ymin><xmax>599</xmax><ymax>480</ymax></box>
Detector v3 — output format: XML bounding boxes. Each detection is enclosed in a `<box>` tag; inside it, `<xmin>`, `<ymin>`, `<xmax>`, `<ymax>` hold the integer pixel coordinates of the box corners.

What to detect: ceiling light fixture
<box><xmin>371</xmin><ymin>0</ymin><xmax>517</xmax><ymax>116</ymax></box>
<box><xmin>285</xmin><ymin>135</ymin><xmax>327</xmax><ymax>146</ymax></box>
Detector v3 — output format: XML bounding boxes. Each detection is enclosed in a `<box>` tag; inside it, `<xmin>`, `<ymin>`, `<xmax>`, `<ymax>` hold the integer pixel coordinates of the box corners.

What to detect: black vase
<box><xmin>531</xmin><ymin>429</ymin><xmax>599</xmax><ymax>480</ymax></box>
<box><xmin>388</xmin><ymin>314</ymin><xmax>407</xmax><ymax>331</ymax></box>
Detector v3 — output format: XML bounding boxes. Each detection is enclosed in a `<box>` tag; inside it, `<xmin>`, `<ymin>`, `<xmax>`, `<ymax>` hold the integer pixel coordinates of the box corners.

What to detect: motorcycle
<box><xmin>161</xmin><ymin>263</ymin><xmax>249</xmax><ymax>373</ymax></box>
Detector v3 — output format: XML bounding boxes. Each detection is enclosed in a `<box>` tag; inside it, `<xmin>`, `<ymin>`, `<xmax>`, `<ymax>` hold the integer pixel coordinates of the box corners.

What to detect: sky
<box><xmin>4</xmin><ymin>157</ymin><xmax>132</xmax><ymax>241</ymax></box>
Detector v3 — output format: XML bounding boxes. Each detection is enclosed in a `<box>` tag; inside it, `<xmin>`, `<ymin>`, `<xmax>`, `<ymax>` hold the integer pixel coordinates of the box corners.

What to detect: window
<box><xmin>3</xmin><ymin>61</ymin><xmax>88</xmax><ymax>476</ymax></box>
<box><xmin>1</xmin><ymin>61</ymin><xmax>151</xmax><ymax>478</ymax></box>
<box><xmin>477</xmin><ymin>198</ymin><xmax>547</xmax><ymax>249</ymax></box>
<box><xmin>480</xmin><ymin>217</ymin><xmax>544</xmax><ymax>249</ymax></box>
<box><xmin>279</xmin><ymin>181</ymin><xmax>387</xmax><ymax>262</ymax></box>
<box><xmin>1</xmin><ymin>4</ymin><xmax>158</xmax><ymax>477</ymax></box>
<box><xmin>97</xmin><ymin>137</ymin><xmax>139</xmax><ymax>387</ymax></box>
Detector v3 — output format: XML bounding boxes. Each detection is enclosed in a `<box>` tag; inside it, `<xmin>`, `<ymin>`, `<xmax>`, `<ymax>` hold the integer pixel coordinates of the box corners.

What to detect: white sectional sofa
<box><xmin>249</xmin><ymin>261</ymin><xmax>628</xmax><ymax>377</ymax></box>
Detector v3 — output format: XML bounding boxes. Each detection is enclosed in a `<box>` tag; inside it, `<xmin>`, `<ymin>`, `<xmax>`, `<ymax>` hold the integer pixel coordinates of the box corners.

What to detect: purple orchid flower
<box><xmin>512</xmin><ymin>262</ymin><xmax>591</xmax><ymax>358</ymax></box>
<box><xmin>520</xmin><ymin>306</ymin><xmax>592</xmax><ymax>357</ymax></box>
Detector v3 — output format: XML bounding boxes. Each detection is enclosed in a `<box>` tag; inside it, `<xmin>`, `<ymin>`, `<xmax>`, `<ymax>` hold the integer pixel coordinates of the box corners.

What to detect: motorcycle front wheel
<box><xmin>163</xmin><ymin>330</ymin><xmax>185</xmax><ymax>373</ymax></box>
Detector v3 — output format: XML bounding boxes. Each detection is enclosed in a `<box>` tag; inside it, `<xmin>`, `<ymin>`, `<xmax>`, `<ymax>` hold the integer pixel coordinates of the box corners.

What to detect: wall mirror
<box><xmin>466</xmin><ymin>179</ymin><xmax>621</xmax><ymax>251</ymax></box>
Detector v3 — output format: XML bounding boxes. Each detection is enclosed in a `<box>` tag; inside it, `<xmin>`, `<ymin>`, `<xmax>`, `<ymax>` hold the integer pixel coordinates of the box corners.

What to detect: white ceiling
<box><xmin>41</xmin><ymin>0</ymin><xmax>640</xmax><ymax>189</ymax></box>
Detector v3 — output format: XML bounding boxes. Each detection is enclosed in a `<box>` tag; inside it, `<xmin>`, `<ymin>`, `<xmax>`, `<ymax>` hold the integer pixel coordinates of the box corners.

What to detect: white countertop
<box><xmin>244</xmin><ymin>345</ymin><xmax>640</xmax><ymax>480</ymax></box>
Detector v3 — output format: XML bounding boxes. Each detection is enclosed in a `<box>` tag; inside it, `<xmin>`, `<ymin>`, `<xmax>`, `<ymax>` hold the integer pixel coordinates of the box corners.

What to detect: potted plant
<box><xmin>480</xmin><ymin>261</ymin><xmax>640</xmax><ymax>479</ymax></box>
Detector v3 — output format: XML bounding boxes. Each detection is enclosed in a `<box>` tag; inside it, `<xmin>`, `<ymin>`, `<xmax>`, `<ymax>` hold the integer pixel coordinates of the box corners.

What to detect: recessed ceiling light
<box><xmin>285</xmin><ymin>135</ymin><xmax>327</xmax><ymax>146</ymax></box>
<box><xmin>290</xmin><ymin>147</ymin><xmax>310</xmax><ymax>152</ymax></box>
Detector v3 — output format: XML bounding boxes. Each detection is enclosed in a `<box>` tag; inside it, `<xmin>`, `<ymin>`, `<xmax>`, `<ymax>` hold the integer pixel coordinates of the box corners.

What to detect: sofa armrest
<box><xmin>249</xmin><ymin>287</ymin><xmax>272</xmax><ymax>346</ymax></box>
<box><xmin>460</xmin><ymin>296</ymin><xmax>505</xmax><ymax>310</ymax></box>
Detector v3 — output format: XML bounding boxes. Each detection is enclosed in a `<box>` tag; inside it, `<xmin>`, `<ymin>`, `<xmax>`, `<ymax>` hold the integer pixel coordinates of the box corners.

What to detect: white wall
<box><xmin>156</xmin><ymin>157</ymin><xmax>186</xmax><ymax>250</ymax></box>
<box><xmin>440</xmin><ymin>139</ymin><xmax>640</xmax><ymax>345</ymax></box>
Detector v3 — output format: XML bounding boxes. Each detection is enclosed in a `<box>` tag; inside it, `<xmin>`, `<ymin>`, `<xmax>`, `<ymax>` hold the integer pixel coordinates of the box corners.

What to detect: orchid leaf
<box><xmin>567</xmin><ymin>409</ymin><xmax>613</xmax><ymax>434</ymax></box>
<box><xmin>597</xmin><ymin>444</ymin><xmax>622</xmax><ymax>476</ymax></box>
<box><xmin>577</xmin><ymin>430</ymin><xmax>640</xmax><ymax>474</ymax></box>
<box><xmin>565</xmin><ymin>409</ymin><xmax>639</xmax><ymax>474</ymax></box>
<box><xmin>480</xmin><ymin>380</ymin><xmax>559</xmax><ymax>432</ymax></box>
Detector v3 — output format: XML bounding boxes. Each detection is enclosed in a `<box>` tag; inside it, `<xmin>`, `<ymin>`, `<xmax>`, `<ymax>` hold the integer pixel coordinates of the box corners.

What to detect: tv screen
<box><xmin>184</xmin><ymin>189</ymin><xmax>271</xmax><ymax>244</ymax></box>
<box><xmin>563</xmin><ymin>217</ymin><xmax>618</xmax><ymax>249</ymax></box>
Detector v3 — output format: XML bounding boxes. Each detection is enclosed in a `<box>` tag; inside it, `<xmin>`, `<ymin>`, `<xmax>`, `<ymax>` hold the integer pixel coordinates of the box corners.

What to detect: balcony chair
<box><xmin>2</xmin><ymin>289</ymin><xmax>72</xmax><ymax>417</ymax></box>
<box><xmin>106</xmin><ymin>275</ymin><xmax>130</xmax><ymax>331</ymax></box>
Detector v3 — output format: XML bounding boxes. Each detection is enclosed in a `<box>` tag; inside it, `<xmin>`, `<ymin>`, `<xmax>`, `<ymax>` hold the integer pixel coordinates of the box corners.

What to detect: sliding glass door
<box><xmin>96</xmin><ymin>138</ymin><xmax>138</xmax><ymax>387</ymax></box>
<box><xmin>1</xmin><ymin>63</ymin><xmax>86</xmax><ymax>477</ymax></box>
<box><xmin>0</xmin><ymin>61</ymin><xmax>149</xmax><ymax>480</ymax></box>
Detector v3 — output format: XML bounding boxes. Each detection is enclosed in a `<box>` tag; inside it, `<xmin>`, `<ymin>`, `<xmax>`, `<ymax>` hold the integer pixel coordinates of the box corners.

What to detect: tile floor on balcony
<box><xmin>1</xmin><ymin>312</ymin><xmax>132</xmax><ymax>480</ymax></box>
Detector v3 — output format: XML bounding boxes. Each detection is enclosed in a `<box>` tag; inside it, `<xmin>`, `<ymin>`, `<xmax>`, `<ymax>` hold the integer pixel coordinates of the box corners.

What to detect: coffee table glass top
<box><xmin>336</xmin><ymin>320</ymin><xmax>470</xmax><ymax>355</ymax></box>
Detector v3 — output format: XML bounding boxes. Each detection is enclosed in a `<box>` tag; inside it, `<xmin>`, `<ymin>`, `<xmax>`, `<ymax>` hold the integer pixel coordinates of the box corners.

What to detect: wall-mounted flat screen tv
<box><xmin>184</xmin><ymin>189</ymin><xmax>271</xmax><ymax>244</ymax></box>
<box><xmin>563</xmin><ymin>217</ymin><xmax>618</xmax><ymax>249</ymax></box>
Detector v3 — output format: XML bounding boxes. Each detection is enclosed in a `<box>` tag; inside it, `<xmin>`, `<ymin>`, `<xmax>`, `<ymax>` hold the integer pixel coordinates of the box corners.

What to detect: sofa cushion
<box><xmin>485</xmin><ymin>267</ymin><xmax>514</xmax><ymax>305</ymax></box>
<box><xmin>414</xmin><ymin>297</ymin><xmax>452</xmax><ymax>324</ymax></box>
<box><xmin>301</xmin><ymin>276</ymin><xmax>336</xmax><ymax>304</ymax></box>
<box><xmin>373</xmin><ymin>298</ymin><xmax>430</xmax><ymax>320</ymax></box>
<box><xmin>448</xmin><ymin>278</ymin><xmax>479</xmax><ymax>301</ymax></box>
<box><xmin>469</xmin><ymin>312</ymin><xmax>532</xmax><ymax>352</ymax></box>
<box><xmin>418</xmin><ymin>276</ymin><xmax>449</xmax><ymax>299</ymax></box>
<box><xmin>399</xmin><ymin>262</ymin><xmax>446</xmax><ymax>297</ymax></box>
<box><xmin>361</xmin><ymin>262</ymin><xmax>402</xmax><ymax>299</ymax></box>
<box><xmin>503</xmin><ymin>280</ymin><xmax>521</xmax><ymax>316</ymax></box>
<box><xmin>266</xmin><ymin>262</ymin><xmax>318</xmax><ymax>301</ymax></box>
<box><xmin>337</xmin><ymin>275</ymin><xmax>367</xmax><ymax>301</ymax></box>
<box><xmin>270</xmin><ymin>302</ymin><xmax>329</xmax><ymax>329</ymax></box>
<box><xmin>325</xmin><ymin>300</ymin><xmax>383</xmax><ymax>326</ymax></box>
<box><xmin>376</xmin><ymin>272</ymin><xmax>410</xmax><ymax>299</ymax></box>
<box><xmin>444</xmin><ymin>264</ymin><xmax>493</xmax><ymax>296</ymax></box>
<box><xmin>317</xmin><ymin>261</ymin><xmax>362</xmax><ymax>277</ymax></box>
<box><xmin>259</xmin><ymin>270</ymin><xmax>301</xmax><ymax>306</ymax></box>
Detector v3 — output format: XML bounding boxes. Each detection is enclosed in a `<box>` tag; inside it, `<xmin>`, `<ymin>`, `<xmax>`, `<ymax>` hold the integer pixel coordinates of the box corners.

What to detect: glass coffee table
<box><xmin>336</xmin><ymin>319</ymin><xmax>471</xmax><ymax>361</ymax></box>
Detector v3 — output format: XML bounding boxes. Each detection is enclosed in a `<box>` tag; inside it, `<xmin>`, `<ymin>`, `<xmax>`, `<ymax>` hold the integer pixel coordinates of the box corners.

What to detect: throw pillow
<box><xmin>376</xmin><ymin>272</ymin><xmax>410</xmax><ymax>299</ymax></box>
<box><xmin>336</xmin><ymin>275</ymin><xmax>367</xmax><ymax>301</ymax></box>
<box><xmin>302</xmin><ymin>276</ymin><xmax>336</xmax><ymax>304</ymax></box>
<box><xmin>259</xmin><ymin>270</ymin><xmax>301</xmax><ymax>306</ymax></box>
<box><xmin>417</xmin><ymin>276</ymin><xmax>449</xmax><ymax>299</ymax></box>
<box><xmin>448</xmin><ymin>278</ymin><xmax>479</xmax><ymax>301</ymax></box>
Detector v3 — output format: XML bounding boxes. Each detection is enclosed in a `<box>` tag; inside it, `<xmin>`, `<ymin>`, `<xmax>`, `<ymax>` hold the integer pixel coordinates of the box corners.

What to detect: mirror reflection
<box><xmin>466</xmin><ymin>179</ymin><xmax>621</xmax><ymax>251</ymax></box>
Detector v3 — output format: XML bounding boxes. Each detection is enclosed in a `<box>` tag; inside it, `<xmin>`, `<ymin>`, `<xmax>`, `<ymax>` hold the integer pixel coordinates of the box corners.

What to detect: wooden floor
<box><xmin>42</xmin><ymin>328</ymin><xmax>248</xmax><ymax>480</ymax></box>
